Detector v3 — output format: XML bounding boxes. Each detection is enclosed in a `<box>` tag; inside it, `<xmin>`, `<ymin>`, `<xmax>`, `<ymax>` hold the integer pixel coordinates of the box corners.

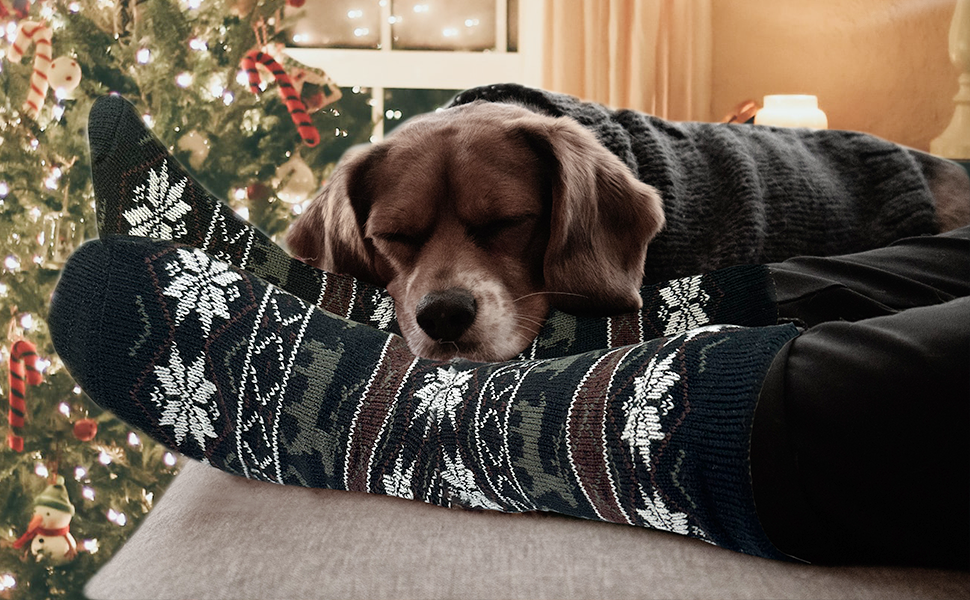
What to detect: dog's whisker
<box><xmin>513</xmin><ymin>291</ymin><xmax>590</xmax><ymax>303</ymax></box>
<box><xmin>512</xmin><ymin>320</ymin><xmax>540</xmax><ymax>337</ymax></box>
<box><xmin>514</xmin><ymin>326</ymin><xmax>540</xmax><ymax>345</ymax></box>
<box><xmin>513</xmin><ymin>315</ymin><xmax>545</xmax><ymax>329</ymax></box>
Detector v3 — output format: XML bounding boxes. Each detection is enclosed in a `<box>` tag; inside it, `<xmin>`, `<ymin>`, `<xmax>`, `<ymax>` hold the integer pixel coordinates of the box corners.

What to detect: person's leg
<box><xmin>771</xmin><ymin>225</ymin><xmax>970</xmax><ymax>326</ymax></box>
<box><xmin>49</xmin><ymin>236</ymin><xmax>798</xmax><ymax>560</ymax></box>
<box><xmin>751</xmin><ymin>297</ymin><xmax>970</xmax><ymax>569</ymax></box>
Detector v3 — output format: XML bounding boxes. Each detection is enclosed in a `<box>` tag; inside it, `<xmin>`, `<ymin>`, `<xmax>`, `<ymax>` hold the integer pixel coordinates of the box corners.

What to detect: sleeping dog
<box><xmin>286</xmin><ymin>84</ymin><xmax>969</xmax><ymax>362</ymax></box>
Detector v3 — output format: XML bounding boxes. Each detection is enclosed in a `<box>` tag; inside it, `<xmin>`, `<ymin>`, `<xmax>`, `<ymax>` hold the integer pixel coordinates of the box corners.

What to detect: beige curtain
<box><xmin>542</xmin><ymin>0</ymin><xmax>712</xmax><ymax>121</ymax></box>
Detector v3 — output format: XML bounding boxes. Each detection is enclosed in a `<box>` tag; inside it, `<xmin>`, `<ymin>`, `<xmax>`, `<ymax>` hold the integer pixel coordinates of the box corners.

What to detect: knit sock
<box><xmin>87</xmin><ymin>94</ymin><xmax>779</xmax><ymax>359</ymax></box>
<box><xmin>87</xmin><ymin>94</ymin><xmax>401</xmax><ymax>335</ymax></box>
<box><xmin>49</xmin><ymin>236</ymin><xmax>798</xmax><ymax>559</ymax></box>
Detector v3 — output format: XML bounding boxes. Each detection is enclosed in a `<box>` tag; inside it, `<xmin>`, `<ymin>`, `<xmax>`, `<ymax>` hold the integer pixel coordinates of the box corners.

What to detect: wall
<box><xmin>711</xmin><ymin>0</ymin><xmax>960</xmax><ymax>150</ymax></box>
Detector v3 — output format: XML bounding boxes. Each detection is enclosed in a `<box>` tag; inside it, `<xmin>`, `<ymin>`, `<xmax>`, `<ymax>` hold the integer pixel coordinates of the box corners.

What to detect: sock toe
<box><xmin>87</xmin><ymin>95</ymin><xmax>132</xmax><ymax>166</ymax></box>
<box><xmin>49</xmin><ymin>239</ymin><xmax>110</xmax><ymax>399</ymax></box>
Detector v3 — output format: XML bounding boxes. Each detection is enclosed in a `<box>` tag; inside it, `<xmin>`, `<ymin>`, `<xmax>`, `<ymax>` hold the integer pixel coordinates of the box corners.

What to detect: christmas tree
<box><xmin>0</xmin><ymin>0</ymin><xmax>372</xmax><ymax>596</ymax></box>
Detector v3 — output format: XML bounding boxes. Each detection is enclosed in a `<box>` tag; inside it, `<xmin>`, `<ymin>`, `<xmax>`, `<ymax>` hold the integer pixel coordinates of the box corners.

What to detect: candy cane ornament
<box><xmin>241</xmin><ymin>49</ymin><xmax>321</xmax><ymax>147</ymax></box>
<box><xmin>6</xmin><ymin>20</ymin><xmax>53</xmax><ymax>119</ymax></box>
<box><xmin>8</xmin><ymin>340</ymin><xmax>42</xmax><ymax>452</ymax></box>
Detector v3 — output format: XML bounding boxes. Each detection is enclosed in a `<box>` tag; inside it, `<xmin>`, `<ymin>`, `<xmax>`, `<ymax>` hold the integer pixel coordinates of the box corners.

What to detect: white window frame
<box><xmin>285</xmin><ymin>0</ymin><xmax>545</xmax><ymax>139</ymax></box>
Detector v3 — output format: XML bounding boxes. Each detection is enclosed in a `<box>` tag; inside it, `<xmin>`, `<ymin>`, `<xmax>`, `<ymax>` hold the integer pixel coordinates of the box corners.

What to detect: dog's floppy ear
<box><xmin>285</xmin><ymin>145</ymin><xmax>389</xmax><ymax>285</ymax></box>
<box><xmin>518</xmin><ymin>115</ymin><xmax>665</xmax><ymax>316</ymax></box>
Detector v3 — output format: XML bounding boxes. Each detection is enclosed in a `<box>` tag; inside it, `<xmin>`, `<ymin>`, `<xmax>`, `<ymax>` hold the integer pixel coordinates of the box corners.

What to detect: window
<box><xmin>285</xmin><ymin>0</ymin><xmax>544</xmax><ymax>140</ymax></box>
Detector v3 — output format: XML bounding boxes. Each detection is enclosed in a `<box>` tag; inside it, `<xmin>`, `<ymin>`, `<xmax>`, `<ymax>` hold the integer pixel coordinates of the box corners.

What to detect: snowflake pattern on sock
<box><xmin>621</xmin><ymin>348</ymin><xmax>681</xmax><ymax>469</ymax></box>
<box><xmin>657</xmin><ymin>275</ymin><xmax>711</xmax><ymax>336</ymax></box>
<box><xmin>122</xmin><ymin>162</ymin><xmax>191</xmax><ymax>239</ymax></box>
<box><xmin>150</xmin><ymin>342</ymin><xmax>219</xmax><ymax>450</ymax></box>
<box><xmin>162</xmin><ymin>248</ymin><xmax>242</xmax><ymax>334</ymax></box>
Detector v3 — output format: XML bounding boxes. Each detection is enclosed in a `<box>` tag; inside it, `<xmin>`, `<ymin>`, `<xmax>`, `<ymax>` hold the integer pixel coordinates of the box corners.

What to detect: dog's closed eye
<box><xmin>375</xmin><ymin>231</ymin><xmax>425</xmax><ymax>248</ymax></box>
<box><xmin>469</xmin><ymin>216</ymin><xmax>538</xmax><ymax>251</ymax></box>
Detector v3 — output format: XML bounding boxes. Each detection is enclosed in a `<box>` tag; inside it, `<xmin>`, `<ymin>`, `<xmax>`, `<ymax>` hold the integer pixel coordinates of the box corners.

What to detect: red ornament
<box><xmin>286</xmin><ymin>0</ymin><xmax>306</xmax><ymax>7</ymax></box>
<box><xmin>73</xmin><ymin>418</ymin><xmax>98</xmax><ymax>442</ymax></box>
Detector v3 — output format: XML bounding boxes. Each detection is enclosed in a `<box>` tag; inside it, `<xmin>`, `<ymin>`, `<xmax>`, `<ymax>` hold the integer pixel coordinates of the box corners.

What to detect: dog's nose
<box><xmin>415</xmin><ymin>288</ymin><xmax>477</xmax><ymax>342</ymax></box>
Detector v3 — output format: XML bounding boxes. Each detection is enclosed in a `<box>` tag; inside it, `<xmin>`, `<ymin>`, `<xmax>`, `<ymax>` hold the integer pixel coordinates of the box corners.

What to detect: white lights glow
<box><xmin>75</xmin><ymin>466</ymin><xmax>87</xmax><ymax>480</ymax></box>
<box><xmin>128</xmin><ymin>431</ymin><xmax>141</xmax><ymax>447</ymax></box>
<box><xmin>82</xmin><ymin>486</ymin><xmax>96</xmax><ymax>501</ymax></box>
<box><xmin>353</xmin><ymin>28</ymin><xmax>369</xmax><ymax>37</ymax></box>
<box><xmin>175</xmin><ymin>72</ymin><xmax>193</xmax><ymax>88</ymax></box>
<box><xmin>292</xmin><ymin>33</ymin><xmax>310</xmax><ymax>44</ymax></box>
<box><xmin>59</xmin><ymin>402</ymin><xmax>71</xmax><ymax>417</ymax></box>
<box><xmin>83</xmin><ymin>539</ymin><xmax>100</xmax><ymax>553</ymax></box>
<box><xmin>222</xmin><ymin>91</ymin><xmax>234</xmax><ymax>105</ymax></box>
<box><xmin>234</xmin><ymin>206</ymin><xmax>250</xmax><ymax>221</ymax></box>
<box><xmin>348</xmin><ymin>9</ymin><xmax>363</xmax><ymax>18</ymax></box>
<box><xmin>99</xmin><ymin>450</ymin><xmax>113</xmax><ymax>465</ymax></box>
<box><xmin>107</xmin><ymin>509</ymin><xmax>127</xmax><ymax>526</ymax></box>
<box><xmin>68</xmin><ymin>2</ymin><xmax>81</xmax><ymax>12</ymax></box>
<box><xmin>0</xmin><ymin>182</ymin><xmax>8</xmax><ymax>197</ymax></box>
<box><xmin>442</xmin><ymin>27</ymin><xmax>458</xmax><ymax>37</ymax></box>
<box><xmin>142</xmin><ymin>113</ymin><xmax>154</xmax><ymax>128</ymax></box>
<box><xmin>73</xmin><ymin>385</ymin><xmax>82</xmax><ymax>394</ymax></box>
<box><xmin>413</xmin><ymin>4</ymin><xmax>429</xmax><ymax>13</ymax></box>
<box><xmin>0</xmin><ymin>574</ymin><xmax>15</xmax><ymax>592</ymax></box>
<box><xmin>35</xmin><ymin>463</ymin><xmax>49</xmax><ymax>478</ymax></box>
<box><xmin>20</xmin><ymin>313</ymin><xmax>34</xmax><ymax>331</ymax></box>
<box><xmin>164</xmin><ymin>452</ymin><xmax>177</xmax><ymax>467</ymax></box>
<box><xmin>189</xmin><ymin>38</ymin><xmax>208</xmax><ymax>51</ymax></box>
<box><xmin>137</xmin><ymin>48</ymin><xmax>151</xmax><ymax>64</ymax></box>
<box><xmin>209</xmin><ymin>82</ymin><xmax>225</xmax><ymax>98</ymax></box>
<box><xmin>236</xmin><ymin>69</ymin><xmax>250</xmax><ymax>87</ymax></box>
<box><xmin>4</xmin><ymin>255</ymin><xmax>20</xmax><ymax>271</ymax></box>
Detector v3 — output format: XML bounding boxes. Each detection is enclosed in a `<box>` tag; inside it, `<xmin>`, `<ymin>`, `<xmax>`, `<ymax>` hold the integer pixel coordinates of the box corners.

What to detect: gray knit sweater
<box><xmin>448</xmin><ymin>84</ymin><xmax>940</xmax><ymax>283</ymax></box>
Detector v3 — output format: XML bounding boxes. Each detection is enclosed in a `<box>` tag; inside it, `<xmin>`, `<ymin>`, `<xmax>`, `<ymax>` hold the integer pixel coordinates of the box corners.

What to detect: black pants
<box><xmin>751</xmin><ymin>226</ymin><xmax>970</xmax><ymax>570</ymax></box>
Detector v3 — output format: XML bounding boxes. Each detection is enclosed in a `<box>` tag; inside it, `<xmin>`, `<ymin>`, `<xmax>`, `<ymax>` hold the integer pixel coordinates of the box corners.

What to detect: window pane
<box><xmin>287</xmin><ymin>0</ymin><xmax>382</xmax><ymax>49</ymax></box>
<box><xmin>319</xmin><ymin>86</ymin><xmax>377</xmax><ymax>163</ymax></box>
<box><xmin>383</xmin><ymin>88</ymin><xmax>460</xmax><ymax>136</ymax></box>
<box><xmin>391</xmin><ymin>0</ymin><xmax>496</xmax><ymax>51</ymax></box>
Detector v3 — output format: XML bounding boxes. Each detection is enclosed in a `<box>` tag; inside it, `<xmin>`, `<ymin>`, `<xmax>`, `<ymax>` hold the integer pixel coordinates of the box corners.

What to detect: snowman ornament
<box><xmin>13</xmin><ymin>476</ymin><xmax>78</xmax><ymax>564</ymax></box>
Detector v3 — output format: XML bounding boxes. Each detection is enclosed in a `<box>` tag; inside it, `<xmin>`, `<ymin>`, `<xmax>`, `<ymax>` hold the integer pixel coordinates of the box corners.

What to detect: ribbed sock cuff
<box><xmin>674</xmin><ymin>324</ymin><xmax>798</xmax><ymax>559</ymax></box>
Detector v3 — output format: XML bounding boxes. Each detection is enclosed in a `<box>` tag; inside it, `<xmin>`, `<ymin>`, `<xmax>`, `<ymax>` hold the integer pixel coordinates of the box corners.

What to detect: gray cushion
<box><xmin>85</xmin><ymin>460</ymin><xmax>970</xmax><ymax>599</ymax></box>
